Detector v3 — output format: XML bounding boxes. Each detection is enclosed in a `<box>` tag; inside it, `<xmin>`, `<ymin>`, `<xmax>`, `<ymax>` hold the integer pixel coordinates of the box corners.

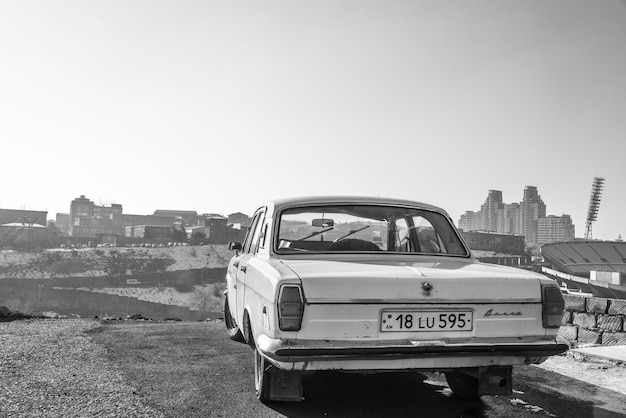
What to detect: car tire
<box><xmin>445</xmin><ymin>371</ymin><xmax>480</xmax><ymax>400</ymax></box>
<box><xmin>224</xmin><ymin>296</ymin><xmax>245</xmax><ymax>343</ymax></box>
<box><xmin>254</xmin><ymin>346</ymin><xmax>272</xmax><ymax>402</ymax></box>
<box><xmin>242</xmin><ymin>312</ymin><xmax>256</xmax><ymax>349</ymax></box>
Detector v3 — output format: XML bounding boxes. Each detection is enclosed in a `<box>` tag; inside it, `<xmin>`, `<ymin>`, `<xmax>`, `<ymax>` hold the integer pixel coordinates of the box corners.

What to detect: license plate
<box><xmin>380</xmin><ymin>310</ymin><xmax>473</xmax><ymax>332</ymax></box>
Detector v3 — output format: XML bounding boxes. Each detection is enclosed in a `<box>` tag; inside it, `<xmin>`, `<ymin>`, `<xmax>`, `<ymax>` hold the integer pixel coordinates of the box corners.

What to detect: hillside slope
<box><xmin>0</xmin><ymin>245</ymin><xmax>234</xmax><ymax>279</ymax></box>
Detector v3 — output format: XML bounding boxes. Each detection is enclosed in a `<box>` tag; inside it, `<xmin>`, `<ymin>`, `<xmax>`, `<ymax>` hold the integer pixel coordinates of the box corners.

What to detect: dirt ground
<box><xmin>88</xmin><ymin>320</ymin><xmax>626</xmax><ymax>417</ymax></box>
<box><xmin>3</xmin><ymin>318</ymin><xmax>624</xmax><ymax>417</ymax></box>
<box><xmin>533</xmin><ymin>351</ymin><xmax>626</xmax><ymax>395</ymax></box>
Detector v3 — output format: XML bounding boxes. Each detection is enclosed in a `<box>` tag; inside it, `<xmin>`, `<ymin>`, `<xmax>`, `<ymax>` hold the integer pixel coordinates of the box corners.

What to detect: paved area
<box><xmin>571</xmin><ymin>345</ymin><xmax>626</xmax><ymax>363</ymax></box>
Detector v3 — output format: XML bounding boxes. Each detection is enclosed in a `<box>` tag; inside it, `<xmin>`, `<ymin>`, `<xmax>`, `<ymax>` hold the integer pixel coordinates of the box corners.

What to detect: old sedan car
<box><xmin>224</xmin><ymin>196</ymin><xmax>567</xmax><ymax>402</ymax></box>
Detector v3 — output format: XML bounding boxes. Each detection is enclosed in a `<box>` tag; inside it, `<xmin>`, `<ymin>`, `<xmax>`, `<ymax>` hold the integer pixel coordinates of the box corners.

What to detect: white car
<box><xmin>224</xmin><ymin>196</ymin><xmax>567</xmax><ymax>402</ymax></box>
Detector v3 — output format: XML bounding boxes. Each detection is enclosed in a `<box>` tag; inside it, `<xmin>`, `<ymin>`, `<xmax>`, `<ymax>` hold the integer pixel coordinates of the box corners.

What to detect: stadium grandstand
<box><xmin>541</xmin><ymin>241</ymin><xmax>626</xmax><ymax>299</ymax></box>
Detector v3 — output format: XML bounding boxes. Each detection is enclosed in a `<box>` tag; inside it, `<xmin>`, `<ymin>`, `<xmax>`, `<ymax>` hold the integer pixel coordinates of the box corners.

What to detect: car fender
<box><xmin>243</xmin><ymin>257</ymin><xmax>299</xmax><ymax>346</ymax></box>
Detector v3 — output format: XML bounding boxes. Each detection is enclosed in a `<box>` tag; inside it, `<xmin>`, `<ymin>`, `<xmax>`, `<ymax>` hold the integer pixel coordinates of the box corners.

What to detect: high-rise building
<box><xmin>480</xmin><ymin>190</ymin><xmax>503</xmax><ymax>232</ymax></box>
<box><xmin>501</xmin><ymin>203</ymin><xmax>521</xmax><ymax>235</ymax></box>
<box><xmin>458</xmin><ymin>210</ymin><xmax>481</xmax><ymax>232</ymax></box>
<box><xmin>538</xmin><ymin>215</ymin><xmax>575</xmax><ymax>245</ymax></box>
<box><xmin>521</xmin><ymin>186</ymin><xmax>546</xmax><ymax>245</ymax></box>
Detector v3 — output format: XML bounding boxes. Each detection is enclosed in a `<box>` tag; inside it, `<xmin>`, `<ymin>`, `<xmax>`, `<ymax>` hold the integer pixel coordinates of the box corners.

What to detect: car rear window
<box><xmin>275</xmin><ymin>204</ymin><xmax>468</xmax><ymax>256</ymax></box>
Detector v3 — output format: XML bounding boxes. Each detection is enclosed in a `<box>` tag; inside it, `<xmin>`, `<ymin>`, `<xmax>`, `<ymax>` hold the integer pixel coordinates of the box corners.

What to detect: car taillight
<box><xmin>278</xmin><ymin>285</ymin><xmax>304</xmax><ymax>331</ymax></box>
<box><xmin>542</xmin><ymin>285</ymin><xmax>564</xmax><ymax>328</ymax></box>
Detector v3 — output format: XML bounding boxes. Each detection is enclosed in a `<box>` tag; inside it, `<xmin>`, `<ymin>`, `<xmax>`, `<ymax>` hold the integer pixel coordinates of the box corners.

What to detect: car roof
<box><xmin>265</xmin><ymin>196</ymin><xmax>450</xmax><ymax>217</ymax></box>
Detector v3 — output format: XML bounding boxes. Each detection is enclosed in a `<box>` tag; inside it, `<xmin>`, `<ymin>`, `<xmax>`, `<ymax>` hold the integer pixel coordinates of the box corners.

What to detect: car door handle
<box><xmin>240</xmin><ymin>265</ymin><xmax>247</xmax><ymax>273</ymax></box>
<box><xmin>233</xmin><ymin>261</ymin><xmax>240</xmax><ymax>268</ymax></box>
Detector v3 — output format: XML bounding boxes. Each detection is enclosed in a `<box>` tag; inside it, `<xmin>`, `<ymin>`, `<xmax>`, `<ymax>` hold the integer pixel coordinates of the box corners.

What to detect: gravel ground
<box><xmin>2</xmin><ymin>318</ymin><xmax>625</xmax><ymax>418</ymax></box>
<box><xmin>0</xmin><ymin>319</ymin><xmax>163</xmax><ymax>418</ymax></box>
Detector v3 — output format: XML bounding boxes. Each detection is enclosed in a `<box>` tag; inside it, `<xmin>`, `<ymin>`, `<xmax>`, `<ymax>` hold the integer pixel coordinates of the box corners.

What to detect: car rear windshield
<box><xmin>275</xmin><ymin>204</ymin><xmax>469</xmax><ymax>256</ymax></box>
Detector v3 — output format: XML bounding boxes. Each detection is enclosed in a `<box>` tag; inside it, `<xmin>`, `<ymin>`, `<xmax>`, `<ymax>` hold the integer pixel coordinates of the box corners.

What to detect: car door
<box><xmin>235</xmin><ymin>208</ymin><xmax>266</xmax><ymax>324</ymax></box>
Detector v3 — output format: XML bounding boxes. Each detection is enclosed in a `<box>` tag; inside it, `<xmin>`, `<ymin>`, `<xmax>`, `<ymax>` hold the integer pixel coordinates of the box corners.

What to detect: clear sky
<box><xmin>1</xmin><ymin>1</ymin><xmax>625</xmax><ymax>241</ymax></box>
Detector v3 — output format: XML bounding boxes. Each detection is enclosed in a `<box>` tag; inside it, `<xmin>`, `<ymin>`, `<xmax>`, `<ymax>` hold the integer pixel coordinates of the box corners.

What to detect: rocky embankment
<box><xmin>0</xmin><ymin>245</ymin><xmax>233</xmax><ymax>279</ymax></box>
<box><xmin>0</xmin><ymin>245</ymin><xmax>234</xmax><ymax>317</ymax></box>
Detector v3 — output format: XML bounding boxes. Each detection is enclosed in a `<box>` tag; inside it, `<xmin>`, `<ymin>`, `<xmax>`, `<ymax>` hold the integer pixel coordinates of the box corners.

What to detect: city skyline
<box><xmin>1</xmin><ymin>1</ymin><xmax>625</xmax><ymax>241</ymax></box>
<box><xmin>458</xmin><ymin>185</ymin><xmax>578</xmax><ymax>245</ymax></box>
<box><xmin>0</xmin><ymin>183</ymin><xmax>615</xmax><ymax>243</ymax></box>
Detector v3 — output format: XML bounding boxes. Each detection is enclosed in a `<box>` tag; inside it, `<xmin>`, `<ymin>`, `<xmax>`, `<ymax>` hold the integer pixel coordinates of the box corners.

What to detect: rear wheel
<box><xmin>224</xmin><ymin>295</ymin><xmax>244</xmax><ymax>342</ymax></box>
<box><xmin>254</xmin><ymin>346</ymin><xmax>273</xmax><ymax>402</ymax></box>
<box><xmin>445</xmin><ymin>371</ymin><xmax>480</xmax><ymax>400</ymax></box>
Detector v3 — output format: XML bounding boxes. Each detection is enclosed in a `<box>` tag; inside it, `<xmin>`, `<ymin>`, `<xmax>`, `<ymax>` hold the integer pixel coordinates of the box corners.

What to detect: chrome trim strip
<box><xmin>255</xmin><ymin>334</ymin><xmax>568</xmax><ymax>363</ymax></box>
<box><xmin>305</xmin><ymin>298</ymin><xmax>540</xmax><ymax>304</ymax></box>
<box><xmin>270</xmin><ymin>344</ymin><xmax>569</xmax><ymax>361</ymax></box>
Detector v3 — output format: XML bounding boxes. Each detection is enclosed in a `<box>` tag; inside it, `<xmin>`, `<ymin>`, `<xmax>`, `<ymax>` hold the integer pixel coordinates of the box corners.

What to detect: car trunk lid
<box><xmin>281</xmin><ymin>258</ymin><xmax>542</xmax><ymax>303</ymax></box>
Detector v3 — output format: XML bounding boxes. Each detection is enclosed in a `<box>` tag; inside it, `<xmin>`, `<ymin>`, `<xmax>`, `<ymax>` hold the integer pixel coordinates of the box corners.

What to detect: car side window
<box><xmin>243</xmin><ymin>211</ymin><xmax>262</xmax><ymax>254</ymax></box>
<box><xmin>411</xmin><ymin>216</ymin><xmax>445</xmax><ymax>254</ymax></box>
<box><xmin>394</xmin><ymin>218</ymin><xmax>413</xmax><ymax>252</ymax></box>
<box><xmin>249</xmin><ymin>212</ymin><xmax>266</xmax><ymax>254</ymax></box>
<box><xmin>259</xmin><ymin>222</ymin><xmax>269</xmax><ymax>250</ymax></box>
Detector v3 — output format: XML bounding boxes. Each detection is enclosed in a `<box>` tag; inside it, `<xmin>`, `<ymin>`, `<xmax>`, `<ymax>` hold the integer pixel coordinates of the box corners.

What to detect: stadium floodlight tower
<box><xmin>584</xmin><ymin>176</ymin><xmax>605</xmax><ymax>240</ymax></box>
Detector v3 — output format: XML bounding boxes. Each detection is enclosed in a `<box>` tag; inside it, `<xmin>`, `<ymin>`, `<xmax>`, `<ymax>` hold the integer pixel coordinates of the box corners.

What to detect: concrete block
<box><xmin>586</xmin><ymin>297</ymin><xmax>609</xmax><ymax>314</ymax></box>
<box><xmin>601</xmin><ymin>331</ymin><xmax>626</xmax><ymax>346</ymax></box>
<box><xmin>572</xmin><ymin>312</ymin><xmax>597</xmax><ymax>329</ymax></box>
<box><xmin>563</xmin><ymin>295</ymin><xmax>586</xmax><ymax>312</ymax></box>
<box><xmin>597</xmin><ymin>315</ymin><xmax>623</xmax><ymax>332</ymax></box>
<box><xmin>578</xmin><ymin>328</ymin><xmax>602</xmax><ymax>345</ymax></box>
<box><xmin>608</xmin><ymin>299</ymin><xmax>626</xmax><ymax>316</ymax></box>
<box><xmin>558</xmin><ymin>325</ymin><xmax>578</xmax><ymax>342</ymax></box>
<box><xmin>561</xmin><ymin>311</ymin><xmax>572</xmax><ymax>325</ymax></box>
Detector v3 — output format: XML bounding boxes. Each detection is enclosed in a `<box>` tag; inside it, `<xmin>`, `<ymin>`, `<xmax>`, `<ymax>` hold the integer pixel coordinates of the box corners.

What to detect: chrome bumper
<box><xmin>256</xmin><ymin>335</ymin><xmax>569</xmax><ymax>371</ymax></box>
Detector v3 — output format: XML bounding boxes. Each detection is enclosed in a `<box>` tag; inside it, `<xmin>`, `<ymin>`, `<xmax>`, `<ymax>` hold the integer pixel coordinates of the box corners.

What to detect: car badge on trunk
<box><xmin>421</xmin><ymin>282</ymin><xmax>433</xmax><ymax>291</ymax></box>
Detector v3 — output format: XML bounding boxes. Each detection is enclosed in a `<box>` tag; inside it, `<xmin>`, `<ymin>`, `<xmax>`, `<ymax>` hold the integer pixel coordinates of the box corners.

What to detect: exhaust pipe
<box><xmin>478</xmin><ymin>366</ymin><xmax>512</xmax><ymax>395</ymax></box>
<box><xmin>488</xmin><ymin>375</ymin><xmax>508</xmax><ymax>388</ymax></box>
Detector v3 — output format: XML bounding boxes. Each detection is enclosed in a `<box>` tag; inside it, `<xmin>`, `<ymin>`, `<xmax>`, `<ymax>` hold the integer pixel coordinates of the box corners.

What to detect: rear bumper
<box><xmin>256</xmin><ymin>335</ymin><xmax>569</xmax><ymax>371</ymax></box>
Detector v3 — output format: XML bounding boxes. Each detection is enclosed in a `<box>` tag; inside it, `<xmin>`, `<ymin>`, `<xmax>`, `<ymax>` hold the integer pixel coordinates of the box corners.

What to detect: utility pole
<box><xmin>37</xmin><ymin>284</ymin><xmax>43</xmax><ymax>311</ymax></box>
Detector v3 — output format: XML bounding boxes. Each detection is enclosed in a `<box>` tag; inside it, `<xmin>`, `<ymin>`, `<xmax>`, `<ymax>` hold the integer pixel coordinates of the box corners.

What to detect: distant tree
<box><xmin>191</xmin><ymin>231</ymin><xmax>206</xmax><ymax>245</ymax></box>
<box><xmin>171</xmin><ymin>225</ymin><xmax>188</xmax><ymax>242</ymax></box>
<box><xmin>191</xmin><ymin>285</ymin><xmax>223</xmax><ymax>312</ymax></box>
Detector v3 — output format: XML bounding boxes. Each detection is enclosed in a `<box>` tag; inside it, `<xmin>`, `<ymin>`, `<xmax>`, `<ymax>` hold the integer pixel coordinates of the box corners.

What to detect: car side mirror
<box><xmin>229</xmin><ymin>241</ymin><xmax>242</xmax><ymax>251</ymax></box>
